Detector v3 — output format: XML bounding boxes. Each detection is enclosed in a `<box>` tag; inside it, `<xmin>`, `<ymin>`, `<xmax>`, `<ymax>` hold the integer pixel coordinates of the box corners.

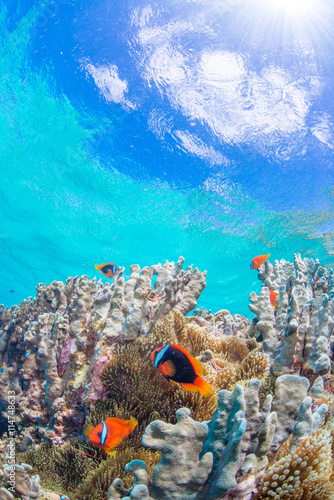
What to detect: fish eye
<box><xmin>97</xmin><ymin>431</ymin><xmax>102</xmax><ymax>438</ymax></box>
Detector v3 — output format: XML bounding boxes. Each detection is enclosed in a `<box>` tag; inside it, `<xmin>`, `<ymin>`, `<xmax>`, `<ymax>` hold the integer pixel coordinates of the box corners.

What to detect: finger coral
<box><xmin>2</xmin><ymin>255</ymin><xmax>334</xmax><ymax>500</ymax></box>
<box><xmin>108</xmin><ymin>373</ymin><xmax>330</xmax><ymax>500</ymax></box>
<box><xmin>0</xmin><ymin>257</ymin><xmax>207</xmax><ymax>447</ymax></box>
<box><xmin>249</xmin><ymin>254</ymin><xmax>334</xmax><ymax>378</ymax></box>
<box><xmin>1</xmin><ymin>463</ymin><xmax>40</xmax><ymax>500</ymax></box>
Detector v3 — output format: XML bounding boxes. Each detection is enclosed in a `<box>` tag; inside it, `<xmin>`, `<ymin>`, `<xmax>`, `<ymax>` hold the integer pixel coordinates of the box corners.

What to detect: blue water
<box><xmin>1</xmin><ymin>0</ymin><xmax>334</xmax><ymax>318</ymax></box>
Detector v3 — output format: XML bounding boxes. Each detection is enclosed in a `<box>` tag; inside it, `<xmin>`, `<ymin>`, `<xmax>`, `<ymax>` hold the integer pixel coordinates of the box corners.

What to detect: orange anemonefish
<box><xmin>269</xmin><ymin>290</ymin><xmax>279</xmax><ymax>307</ymax></box>
<box><xmin>84</xmin><ymin>416</ymin><xmax>137</xmax><ymax>456</ymax></box>
<box><xmin>151</xmin><ymin>344</ymin><xmax>213</xmax><ymax>397</ymax></box>
<box><xmin>95</xmin><ymin>263</ymin><xmax>118</xmax><ymax>277</ymax></box>
<box><xmin>60</xmin><ymin>496</ymin><xmax>70</xmax><ymax>500</ymax></box>
<box><xmin>250</xmin><ymin>253</ymin><xmax>271</xmax><ymax>270</ymax></box>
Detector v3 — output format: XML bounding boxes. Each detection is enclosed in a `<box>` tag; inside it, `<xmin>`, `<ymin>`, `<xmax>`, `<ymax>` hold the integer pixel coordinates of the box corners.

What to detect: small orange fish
<box><xmin>269</xmin><ymin>290</ymin><xmax>279</xmax><ymax>306</ymax></box>
<box><xmin>84</xmin><ymin>416</ymin><xmax>137</xmax><ymax>456</ymax></box>
<box><xmin>151</xmin><ymin>344</ymin><xmax>213</xmax><ymax>397</ymax></box>
<box><xmin>95</xmin><ymin>263</ymin><xmax>117</xmax><ymax>277</ymax></box>
<box><xmin>250</xmin><ymin>253</ymin><xmax>271</xmax><ymax>270</ymax></box>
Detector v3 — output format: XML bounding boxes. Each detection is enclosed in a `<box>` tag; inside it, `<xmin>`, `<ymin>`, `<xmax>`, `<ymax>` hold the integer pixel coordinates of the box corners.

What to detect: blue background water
<box><xmin>1</xmin><ymin>0</ymin><xmax>334</xmax><ymax>317</ymax></box>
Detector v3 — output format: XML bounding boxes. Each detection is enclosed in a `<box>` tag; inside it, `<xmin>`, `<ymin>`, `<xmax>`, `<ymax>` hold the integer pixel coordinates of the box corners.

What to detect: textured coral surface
<box><xmin>1</xmin><ymin>255</ymin><xmax>334</xmax><ymax>500</ymax></box>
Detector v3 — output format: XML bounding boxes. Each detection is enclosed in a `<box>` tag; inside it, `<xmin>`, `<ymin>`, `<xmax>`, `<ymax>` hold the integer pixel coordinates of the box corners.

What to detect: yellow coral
<box><xmin>72</xmin><ymin>363</ymin><xmax>89</xmax><ymax>390</ymax></box>
<box><xmin>238</xmin><ymin>348</ymin><xmax>269</xmax><ymax>380</ymax></box>
<box><xmin>204</xmin><ymin>359</ymin><xmax>238</xmax><ymax>393</ymax></box>
<box><xmin>255</xmin><ymin>428</ymin><xmax>334</xmax><ymax>499</ymax></box>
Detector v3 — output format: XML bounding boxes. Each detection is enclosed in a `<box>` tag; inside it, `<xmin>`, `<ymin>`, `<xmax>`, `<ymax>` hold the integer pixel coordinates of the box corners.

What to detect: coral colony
<box><xmin>1</xmin><ymin>254</ymin><xmax>334</xmax><ymax>499</ymax></box>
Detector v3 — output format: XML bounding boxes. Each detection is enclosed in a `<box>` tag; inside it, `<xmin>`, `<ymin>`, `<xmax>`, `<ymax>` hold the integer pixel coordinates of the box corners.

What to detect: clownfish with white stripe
<box><xmin>84</xmin><ymin>416</ymin><xmax>137</xmax><ymax>456</ymax></box>
<box><xmin>95</xmin><ymin>262</ymin><xmax>118</xmax><ymax>278</ymax></box>
<box><xmin>151</xmin><ymin>344</ymin><xmax>213</xmax><ymax>397</ymax></box>
<box><xmin>60</xmin><ymin>496</ymin><xmax>70</xmax><ymax>500</ymax></box>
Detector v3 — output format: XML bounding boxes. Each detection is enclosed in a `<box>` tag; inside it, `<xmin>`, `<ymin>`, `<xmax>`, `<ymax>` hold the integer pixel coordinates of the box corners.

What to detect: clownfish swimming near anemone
<box><xmin>151</xmin><ymin>344</ymin><xmax>213</xmax><ymax>397</ymax></box>
<box><xmin>94</xmin><ymin>262</ymin><xmax>117</xmax><ymax>277</ymax></box>
<box><xmin>250</xmin><ymin>253</ymin><xmax>271</xmax><ymax>270</ymax></box>
<box><xmin>84</xmin><ymin>416</ymin><xmax>137</xmax><ymax>456</ymax></box>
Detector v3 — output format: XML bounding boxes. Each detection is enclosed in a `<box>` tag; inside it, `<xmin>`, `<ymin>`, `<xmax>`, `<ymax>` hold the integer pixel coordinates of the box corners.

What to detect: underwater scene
<box><xmin>1</xmin><ymin>0</ymin><xmax>334</xmax><ymax>498</ymax></box>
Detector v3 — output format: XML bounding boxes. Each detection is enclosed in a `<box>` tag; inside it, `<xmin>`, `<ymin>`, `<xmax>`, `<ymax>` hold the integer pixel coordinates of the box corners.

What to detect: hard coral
<box><xmin>0</xmin><ymin>257</ymin><xmax>207</xmax><ymax>448</ymax></box>
<box><xmin>250</xmin><ymin>254</ymin><xmax>334</xmax><ymax>378</ymax></box>
<box><xmin>1</xmin><ymin>463</ymin><xmax>40</xmax><ymax>500</ymax></box>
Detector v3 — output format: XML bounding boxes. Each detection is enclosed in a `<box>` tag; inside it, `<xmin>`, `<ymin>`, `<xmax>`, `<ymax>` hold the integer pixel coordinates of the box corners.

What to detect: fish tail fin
<box><xmin>128</xmin><ymin>416</ymin><xmax>138</xmax><ymax>432</ymax></box>
<box><xmin>94</xmin><ymin>264</ymin><xmax>100</xmax><ymax>270</ymax></box>
<box><xmin>194</xmin><ymin>376</ymin><xmax>213</xmax><ymax>397</ymax></box>
<box><xmin>105</xmin><ymin>447</ymin><xmax>116</xmax><ymax>457</ymax></box>
<box><xmin>84</xmin><ymin>425</ymin><xmax>95</xmax><ymax>438</ymax></box>
<box><xmin>266</xmin><ymin>253</ymin><xmax>271</xmax><ymax>259</ymax></box>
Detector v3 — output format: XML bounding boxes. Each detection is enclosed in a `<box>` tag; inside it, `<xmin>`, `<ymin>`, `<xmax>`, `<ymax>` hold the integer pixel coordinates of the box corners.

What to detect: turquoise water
<box><xmin>1</xmin><ymin>1</ymin><xmax>334</xmax><ymax>318</ymax></box>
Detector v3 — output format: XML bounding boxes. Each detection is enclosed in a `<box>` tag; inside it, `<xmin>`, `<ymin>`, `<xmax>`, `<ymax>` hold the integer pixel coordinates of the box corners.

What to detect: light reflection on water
<box><xmin>0</xmin><ymin>0</ymin><xmax>334</xmax><ymax>316</ymax></box>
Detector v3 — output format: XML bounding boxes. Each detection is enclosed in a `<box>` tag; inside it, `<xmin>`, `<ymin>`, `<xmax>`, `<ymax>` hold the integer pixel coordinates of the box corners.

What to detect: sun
<box><xmin>266</xmin><ymin>0</ymin><xmax>318</xmax><ymax>15</ymax></box>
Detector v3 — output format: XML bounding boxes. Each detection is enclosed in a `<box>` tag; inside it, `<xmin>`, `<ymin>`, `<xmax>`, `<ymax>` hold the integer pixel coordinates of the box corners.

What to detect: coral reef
<box><xmin>1</xmin><ymin>254</ymin><xmax>334</xmax><ymax>499</ymax></box>
<box><xmin>189</xmin><ymin>308</ymin><xmax>249</xmax><ymax>339</ymax></box>
<box><xmin>142</xmin><ymin>407</ymin><xmax>212</xmax><ymax>500</ymax></box>
<box><xmin>1</xmin><ymin>302</ymin><xmax>265</xmax><ymax>499</ymax></box>
<box><xmin>0</xmin><ymin>258</ymin><xmax>207</xmax><ymax>445</ymax></box>
<box><xmin>107</xmin><ymin>374</ymin><xmax>330</xmax><ymax>500</ymax></box>
<box><xmin>249</xmin><ymin>253</ymin><xmax>334</xmax><ymax>376</ymax></box>
<box><xmin>255</xmin><ymin>428</ymin><xmax>334</xmax><ymax>499</ymax></box>
<box><xmin>1</xmin><ymin>463</ymin><xmax>40</xmax><ymax>500</ymax></box>
<box><xmin>14</xmin><ymin>439</ymin><xmax>160</xmax><ymax>500</ymax></box>
<box><xmin>99</xmin><ymin>308</ymin><xmax>267</xmax><ymax>430</ymax></box>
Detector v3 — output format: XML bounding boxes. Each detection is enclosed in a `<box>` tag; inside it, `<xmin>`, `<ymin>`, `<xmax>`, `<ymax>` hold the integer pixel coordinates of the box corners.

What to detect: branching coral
<box><xmin>3</xmin><ymin>254</ymin><xmax>334</xmax><ymax>500</ymax></box>
<box><xmin>108</xmin><ymin>408</ymin><xmax>214</xmax><ymax>500</ymax></box>
<box><xmin>189</xmin><ymin>308</ymin><xmax>250</xmax><ymax>339</ymax></box>
<box><xmin>94</xmin><ymin>256</ymin><xmax>207</xmax><ymax>339</ymax></box>
<box><xmin>249</xmin><ymin>254</ymin><xmax>334</xmax><ymax>378</ymax></box>
<box><xmin>0</xmin><ymin>258</ymin><xmax>207</xmax><ymax>447</ymax></box>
